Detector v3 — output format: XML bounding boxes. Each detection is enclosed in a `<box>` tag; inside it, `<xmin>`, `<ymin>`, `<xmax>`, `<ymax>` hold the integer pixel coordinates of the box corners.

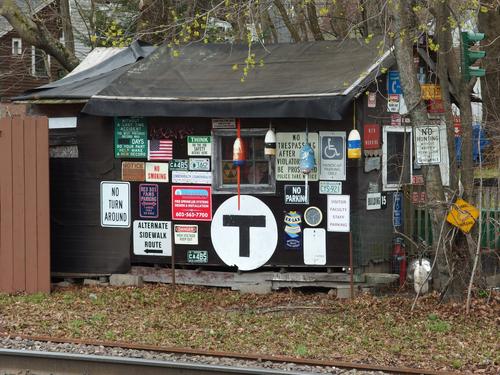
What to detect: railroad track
<box><xmin>0</xmin><ymin>334</ymin><xmax>453</xmax><ymax>375</ymax></box>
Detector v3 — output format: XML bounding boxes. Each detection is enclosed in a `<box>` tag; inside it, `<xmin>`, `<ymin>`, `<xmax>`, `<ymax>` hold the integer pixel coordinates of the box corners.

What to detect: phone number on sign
<box><xmin>174</xmin><ymin>212</ymin><xmax>209</xmax><ymax>218</ymax></box>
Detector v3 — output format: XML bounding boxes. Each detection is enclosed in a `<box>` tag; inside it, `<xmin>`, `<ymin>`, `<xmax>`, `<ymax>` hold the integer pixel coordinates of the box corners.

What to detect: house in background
<box><xmin>0</xmin><ymin>0</ymin><xmax>93</xmax><ymax>102</ymax></box>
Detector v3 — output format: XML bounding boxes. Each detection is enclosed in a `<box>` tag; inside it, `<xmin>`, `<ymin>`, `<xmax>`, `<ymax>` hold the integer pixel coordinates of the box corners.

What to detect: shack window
<box><xmin>382</xmin><ymin>126</ymin><xmax>413</xmax><ymax>191</ymax></box>
<box><xmin>31</xmin><ymin>46</ymin><xmax>49</xmax><ymax>77</ymax></box>
<box><xmin>11</xmin><ymin>38</ymin><xmax>22</xmax><ymax>55</ymax></box>
<box><xmin>212</xmin><ymin>129</ymin><xmax>275</xmax><ymax>194</ymax></box>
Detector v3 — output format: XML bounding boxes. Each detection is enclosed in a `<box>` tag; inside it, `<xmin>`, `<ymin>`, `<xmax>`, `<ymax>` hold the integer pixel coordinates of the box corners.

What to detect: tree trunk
<box><xmin>305</xmin><ymin>2</ymin><xmax>324</xmax><ymax>41</ymax></box>
<box><xmin>59</xmin><ymin>0</ymin><xmax>75</xmax><ymax>55</ymax></box>
<box><xmin>273</xmin><ymin>0</ymin><xmax>302</xmax><ymax>42</ymax></box>
<box><xmin>389</xmin><ymin>1</ymin><xmax>466</xmax><ymax>300</ymax></box>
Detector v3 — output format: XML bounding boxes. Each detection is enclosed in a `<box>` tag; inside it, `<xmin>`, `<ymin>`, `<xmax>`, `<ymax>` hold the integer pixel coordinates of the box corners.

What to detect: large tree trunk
<box><xmin>0</xmin><ymin>0</ymin><xmax>79</xmax><ymax>71</ymax></box>
<box><xmin>389</xmin><ymin>1</ymin><xmax>466</xmax><ymax>300</ymax></box>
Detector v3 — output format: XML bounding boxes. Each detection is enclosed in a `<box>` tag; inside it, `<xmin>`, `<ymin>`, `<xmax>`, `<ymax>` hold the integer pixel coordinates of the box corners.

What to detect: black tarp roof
<box><xmin>83</xmin><ymin>38</ymin><xmax>394</xmax><ymax>120</ymax></box>
<box><xmin>14</xmin><ymin>41</ymin><xmax>155</xmax><ymax>101</ymax></box>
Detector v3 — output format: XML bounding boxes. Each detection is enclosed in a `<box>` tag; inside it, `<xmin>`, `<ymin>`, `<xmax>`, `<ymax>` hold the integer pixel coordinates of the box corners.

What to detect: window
<box><xmin>31</xmin><ymin>46</ymin><xmax>49</xmax><ymax>77</ymax></box>
<box><xmin>11</xmin><ymin>38</ymin><xmax>22</xmax><ymax>55</ymax></box>
<box><xmin>212</xmin><ymin>128</ymin><xmax>275</xmax><ymax>194</ymax></box>
<box><xmin>382</xmin><ymin>126</ymin><xmax>412</xmax><ymax>191</ymax></box>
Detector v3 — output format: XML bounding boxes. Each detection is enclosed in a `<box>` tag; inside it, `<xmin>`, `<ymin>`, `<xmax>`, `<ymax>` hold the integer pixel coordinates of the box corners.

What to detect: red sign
<box><xmin>427</xmin><ymin>99</ymin><xmax>445</xmax><ymax>113</ymax></box>
<box><xmin>412</xmin><ymin>175</ymin><xmax>425</xmax><ymax>185</ymax></box>
<box><xmin>171</xmin><ymin>185</ymin><xmax>212</xmax><ymax>221</ymax></box>
<box><xmin>453</xmin><ymin>115</ymin><xmax>461</xmax><ymax>137</ymax></box>
<box><xmin>363</xmin><ymin>124</ymin><xmax>380</xmax><ymax>150</ymax></box>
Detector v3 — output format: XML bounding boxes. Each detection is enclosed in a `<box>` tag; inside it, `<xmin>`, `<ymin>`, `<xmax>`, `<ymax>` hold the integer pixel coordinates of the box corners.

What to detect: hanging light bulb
<box><xmin>264</xmin><ymin>125</ymin><xmax>276</xmax><ymax>157</ymax></box>
<box><xmin>299</xmin><ymin>142</ymin><xmax>316</xmax><ymax>174</ymax></box>
<box><xmin>347</xmin><ymin>129</ymin><xmax>361</xmax><ymax>159</ymax></box>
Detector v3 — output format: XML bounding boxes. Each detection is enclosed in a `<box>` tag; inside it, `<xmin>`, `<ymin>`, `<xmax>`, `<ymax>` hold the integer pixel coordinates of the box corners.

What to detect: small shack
<box><xmin>19</xmin><ymin>38</ymin><xmax>442</xmax><ymax>287</ymax></box>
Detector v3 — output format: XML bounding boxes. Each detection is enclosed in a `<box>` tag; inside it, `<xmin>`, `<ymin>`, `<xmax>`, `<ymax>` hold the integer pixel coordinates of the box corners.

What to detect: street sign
<box><xmin>187</xmin><ymin>136</ymin><xmax>211</xmax><ymax>156</ymax></box>
<box><xmin>174</xmin><ymin>225</ymin><xmax>199</xmax><ymax>245</ymax></box>
<box><xmin>139</xmin><ymin>184</ymin><xmax>159</xmax><ymax>219</ymax></box>
<box><xmin>133</xmin><ymin>220</ymin><xmax>171</xmax><ymax>256</ymax></box>
<box><xmin>415</xmin><ymin>125</ymin><xmax>441</xmax><ymax>165</ymax></box>
<box><xmin>211</xmin><ymin>195</ymin><xmax>277</xmax><ymax>271</ymax></box>
<box><xmin>114</xmin><ymin>117</ymin><xmax>147</xmax><ymax>158</ymax></box>
<box><xmin>319</xmin><ymin>131</ymin><xmax>346</xmax><ymax>181</ymax></box>
<box><xmin>172</xmin><ymin>186</ymin><xmax>212</xmax><ymax>221</ymax></box>
<box><xmin>387</xmin><ymin>71</ymin><xmax>401</xmax><ymax>94</ymax></box>
<box><xmin>284</xmin><ymin>185</ymin><xmax>309</xmax><ymax>204</ymax></box>
<box><xmin>393</xmin><ymin>192</ymin><xmax>403</xmax><ymax>227</ymax></box>
<box><xmin>100</xmin><ymin>181</ymin><xmax>130</xmax><ymax>228</ymax></box>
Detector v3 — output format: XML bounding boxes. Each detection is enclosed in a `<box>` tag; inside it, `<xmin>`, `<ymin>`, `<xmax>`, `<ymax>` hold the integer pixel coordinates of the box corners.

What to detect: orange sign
<box><xmin>121</xmin><ymin>161</ymin><xmax>145</xmax><ymax>181</ymax></box>
<box><xmin>421</xmin><ymin>84</ymin><xmax>442</xmax><ymax>100</ymax></box>
<box><xmin>446</xmin><ymin>198</ymin><xmax>479</xmax><ymax>233</ymax></box>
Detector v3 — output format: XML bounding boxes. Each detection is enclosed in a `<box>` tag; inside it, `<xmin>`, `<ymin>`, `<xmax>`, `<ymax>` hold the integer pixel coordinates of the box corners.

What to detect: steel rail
<box><xmin>0</xmin><ymin>333</ymin><xmax>454</xmax><ymax>375</ymax></box>
<box><xmin>0</xmin><ymin>348</ymin><xmax>309</xmax><ymax>375</ymax></box>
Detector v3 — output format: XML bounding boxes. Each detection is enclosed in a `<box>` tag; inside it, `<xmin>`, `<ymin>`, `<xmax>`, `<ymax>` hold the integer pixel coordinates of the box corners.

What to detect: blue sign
<box><xmin>387</xmin><ymin>71</ymin><xmax>401</xmax><ymax>95</ymax></box>
<box><xmin>139</xmin><ymin>184</ymin><xmax>159</xmax><ymax>218</ymax></box>
<box><xmin>393</xmin><ymin>192</ymin><xmax>403</xmax><ymax>228</ymax></box>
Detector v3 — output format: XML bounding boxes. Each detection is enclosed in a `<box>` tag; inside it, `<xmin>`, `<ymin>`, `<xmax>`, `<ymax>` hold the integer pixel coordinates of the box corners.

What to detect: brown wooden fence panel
<box><xmin>0</xmin><ymin>116</ymin><xmax>50</xmax><ymax>294</ymax></box>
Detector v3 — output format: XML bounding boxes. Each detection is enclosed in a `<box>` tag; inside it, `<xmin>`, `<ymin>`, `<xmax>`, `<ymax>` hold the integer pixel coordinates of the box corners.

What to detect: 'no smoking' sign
<box><xmin>211</xmin><ymin>195</ymin><xmax>278</xmax><ymax>271</ymax></box>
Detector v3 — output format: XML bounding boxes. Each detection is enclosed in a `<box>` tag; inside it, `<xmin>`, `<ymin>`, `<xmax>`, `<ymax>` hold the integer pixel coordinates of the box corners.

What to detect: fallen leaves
<box><xmin>0</xmin><ymin>285</ymin><xmax>498</xmax><ymax>373</ymax></box>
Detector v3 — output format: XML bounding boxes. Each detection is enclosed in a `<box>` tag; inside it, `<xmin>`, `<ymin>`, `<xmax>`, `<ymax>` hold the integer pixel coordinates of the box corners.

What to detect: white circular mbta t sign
<box><xmin>211</xmin><ymin>195</ymin><xmax>277</xmax><ymax>271</ymax></box>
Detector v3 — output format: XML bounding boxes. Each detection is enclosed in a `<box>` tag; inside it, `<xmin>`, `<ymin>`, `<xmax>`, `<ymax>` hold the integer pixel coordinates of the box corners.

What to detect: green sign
<box><xmin>169</xmin><ymin>159</ymin><xmax>189</xmax><ymax>171</ymax></box>
<box><xmin>187</xmin><ymin>250</ymin><xmax>208</xmax><ymax>264</ymax></box>
<box><xmin>114</xmin><ymin>117</ymin><xmax>147</xmax><ymax>158</ymax></box>
<box><xmin>187</xmin><ymin>136</ymin><xmax>211</xmax><ymax>156</ymax></box>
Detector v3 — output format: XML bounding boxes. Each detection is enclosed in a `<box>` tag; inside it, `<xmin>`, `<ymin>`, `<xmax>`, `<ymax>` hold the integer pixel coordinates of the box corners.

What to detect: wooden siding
<box><xmin>0</xmin><ymin>116</ymin><xmax>50</xmax><ymax>293</ymax></box>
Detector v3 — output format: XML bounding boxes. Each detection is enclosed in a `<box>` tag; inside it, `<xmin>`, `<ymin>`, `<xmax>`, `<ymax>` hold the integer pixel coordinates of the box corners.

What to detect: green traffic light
<box><xmin>461</xmin><ymin>31</ymin><xmax>486</xmax><ymax>81</ymax></box>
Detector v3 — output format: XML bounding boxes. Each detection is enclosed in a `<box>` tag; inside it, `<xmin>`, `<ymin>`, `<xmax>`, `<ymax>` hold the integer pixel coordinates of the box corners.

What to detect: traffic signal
<box><xmin>461</xmin><ymin>31</ymin><xmax>486</xmax><ymax>81</ymax></box>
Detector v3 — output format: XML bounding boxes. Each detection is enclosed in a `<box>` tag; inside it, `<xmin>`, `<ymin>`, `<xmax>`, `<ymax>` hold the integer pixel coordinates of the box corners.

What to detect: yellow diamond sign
<box><xmin>446</xmin><ymin>198</ymin><xmax>479</xmax><ymax>233</ymax></box>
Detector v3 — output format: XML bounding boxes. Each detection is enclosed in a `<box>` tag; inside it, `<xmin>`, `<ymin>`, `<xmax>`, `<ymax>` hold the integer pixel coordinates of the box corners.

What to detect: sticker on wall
<box><xmin>133</xmin><ymin>220</ymin><xmax>171</xmax><ymax>256</ymax></box>
<box><xmin>187</xmin><ymin>250</ymin><xmax>208</xmax><ymax>264</ymax></box>
<box><xmin>211</xmin><ymin>195</ymin><xmax>278</xmax><ymax>271</ymax></box>
<box><xmin>189</xmin><ymin>158</ymin><xmax>211</xmax><ymax>171</ymax></box>
<box><xmin>187</xmin><ymin>136</ymin><xmax>211</xmax><ymax>156</ymax></box>
<box><xmin>276</xmin><ymin>132</ymin><xmax>319</xmax><ymax>181</ymax></box>
<box><xmin>393</xmin><ymin>192</ymin><xmax>403</xmax><ymax>228</ymax></box>
<box><xmin>121</xmin><ymin>161</ymin><xmax>145</xmax><ymax>181</ymax></box>
<box><xmin>174</xmin><ymin>224</ymin><xmax>199</xmax><ymax>245</ymax></box>
<box><xmin>366</xmin><ymin>192</ymin><xmax>382</xmax><ymax>210</ymax></box>
<box><xmin>139</xmin><ymin>183</ymin><xmax>159</xmax><ymax>218</ymax></box>
<box><xmin>148</xmin><ymin>139</ymin><xmax>173</xmax><ymax>160</ymax></box>
<box><xmin>284</xmin><ymin>185</ymin><xmax>309</xmax><ymax>204</ymax></box>
<box><xmin>363</xmin><ymin>124</ymin><xmax>380</xmax><ymax>150</ymax></box>
<box><xmin>145</xmin><ymin>162</ymin><xmax>169</xmax><ymax>183</ymax></box>
<box><xmin>303</xmin><ymin>228</ymin><xmax>326</xmax><ymax>265</ymax></box>
<box><xmin>114</xmin><ymin>117</ymin><xmax>147</xmax><ymax>158</ymax></box>
<box><xmin>100</xmin><ymin>181</ymin><xmax>130</xmax><ymax>228</ymax></box>
<box><xmin>319</xmin><ymin>131</ymin><xmax>346</xmax><ymax>181</ymax></box>
<box><xmin>172</xmin><ymin>185</ymin><xmax>212</xmax><ymax>221</ymax></box>
<box><xmin>169</xmin><ymin>159</ymin><xmax>189</xmax><ymax>171</ymax></box>
<box><xmin>327</xmin><ymin>195</ymin><xmax>350</xmax><ymax>232</ymax></box>
<box><xmin>171</xmin><ymin>171</ymin><xmax>212</xmax><ymax>184</ymax></box>
<box><xmin>284</xmin><ymin>211</ymin><xmax>302</xmax><ymax>249</ymax></box>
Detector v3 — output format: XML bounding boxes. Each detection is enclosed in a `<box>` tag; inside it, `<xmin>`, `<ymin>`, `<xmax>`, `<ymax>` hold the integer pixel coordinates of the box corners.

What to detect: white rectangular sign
<box><xmin>366</xmin><ymin>192</ymin><xmax>382</xmax><ymax>210</ymax></box>
<box><xmin>415</xmin><ymin>125</ymin><xmax>441</xmax><ymax>165</ymax></box>
<box><xmin>171</xmin><ymin>171</ymin><xmax>212</xmax><ymax>184</ymax></box>
<box><xmin>327</xmin><ymin>195</ymin><xmax>350</xmax><ymax>232</ymax></box>
<box><xmin>133</xmin><ymin>220</ymin><xmax>172</xmax><ymax>256</ymax></box>
<box><xmin>174</xmin><ymin>224</ymin><xmax>199</xmax><ymax>245</ymax></box>
<box><xmin>303</xmin><ymin>228</ymin><xmax>326</xmax><ymax>265</ymax></box>
<box><xmin>145</xmin><ymin>162</ymin><xmax>169</xmax><ymax>182</ymax></box>
<box><xmin>276</xmin><ymin>132</ymin><xmax>319</xmax><ymax>181</ymax></box>
<box><xmin>319</xmin><ymin>131</ymin><xmax>346</xmax><ymax>180</ymax></box>
<box><xmin>100</xmin><ymin>181</ymin><xmax>130</xmax><ymax>228</ymax></box>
